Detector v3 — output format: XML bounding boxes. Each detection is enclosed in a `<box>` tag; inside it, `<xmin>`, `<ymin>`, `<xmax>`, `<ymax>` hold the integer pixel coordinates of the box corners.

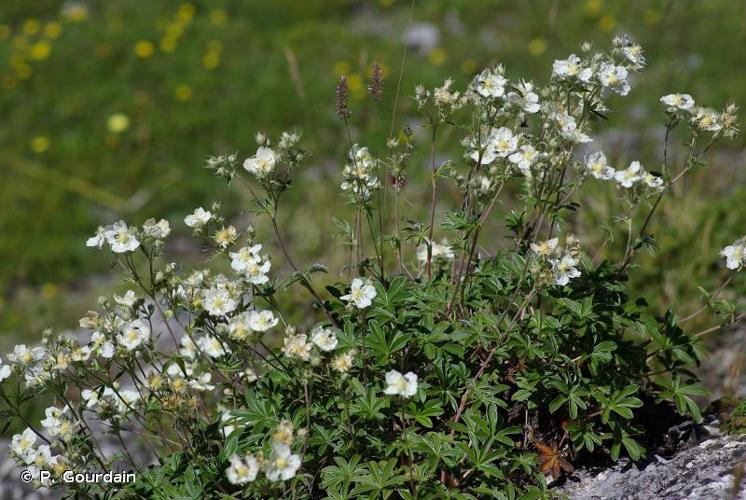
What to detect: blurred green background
<box><xmin>0</xmin><ymin>0</ymin><xmax>744</xmax><ymax>345</ymax></box>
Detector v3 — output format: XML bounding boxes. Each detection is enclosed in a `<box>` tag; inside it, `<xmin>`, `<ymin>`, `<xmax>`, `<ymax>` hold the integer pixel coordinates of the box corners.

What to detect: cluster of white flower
<box><xmin>281</xmin><ymin>324</ymin><xmax>339</xmax><ymax>362</ymax></box>
<box><xmin>660</xmin><ymin>93</ymin><xmax>739</xmax><ymax>138</ymax></box>
<box><xmin>584</xmin><ymin>153</ymin><xmax>664</xmax><ymax>191</ymax></box>
<box><xmin>10</xmin><ymin>427</ymin><xmax>66</xmax><ymax>484</ymax></box>
<box><xmin>230</xmin><ymin>244</ymin><xmax>271</xmax><ymax>285</ymax></box>
<box><xmin>82</xmin><ymin>385</ymin><xmax>140</xmax><ymax>419</ymax></box>
<box><xmin>531</xmin><ymin>236</ymin><xmax>583</xmax><ymax>286</ymax></box>
<box><xmin>552</xmin><ymin>36</ymin><xmax>643</xmax><ymax>97</ymax></box>
<box><xmin>86</xmin><ymin>221</ymin><xmax>140</xmax><ymax>253</ymax></box>
<box><xmin>415</xmin><ymin>78</ymin><xmax>466</xmax><ymax>121</ymax></box>
<box><xmin>224</xmin><ymin>420</ymin><xmax>302</xmax><ymax>484</ymax></box>
<box><xmin>340</xmin><ymin>144</ymin><xmax>379</xmax><ymax>202</ymax></box>
<box><xmin>721</xmin><ymin>237</ymin><xmax>745</xmax><ymax>270</ymax></box>
<box><xmin>340</xmin><ymin>277</ymin><xmax>377</xmax><ymax>309</ymax></box>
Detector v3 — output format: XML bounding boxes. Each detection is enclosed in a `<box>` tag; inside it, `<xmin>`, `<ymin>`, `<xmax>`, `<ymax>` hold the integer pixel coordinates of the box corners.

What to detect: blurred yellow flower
<box><xmin>0</xmin><ymin>25</ymin><xmax>11</xmax><ymax>41</ymax></box>
<box><xmin>107</xmin><ymin>113</ymin><xmax>130</xmax><ymax>133</ymax></box>
<box><xmin>203</xmin><ymin>52</ymin><xmax>220</xmax><ymax>70</ymax></box>
<box><xmin>30</xmin><ymin>41</ymin><xmax>52</xmax><ymax>61</ymax></box>
<box><xmin>644</xmin><ymin>9</ymin><xmax>662</xmax><ymax>25</ymax></box>
<box><xmin>428</xmin><ymin>48</ymin><xmax>447</xmax><ymax>66</ymax></box>
<box><xmin>584</xmin><ymin>0</ymin><xmax>602</xmax><ymax>17</ymax></box>
<box><xmin>44</xmin><ymin>22</ymin><xmax>62</xmax><ymax>39</ymax></box>
<box><xmin>207</xmin><ymin>40</ymin><xmax>223</xmax><ymax>52</ymax></box>
<box><xmin>177</xmin><ymin>3</ymin><xmax>196</xmax><ymax>23</ymax></box>
<box><xmin>175</xmin><ymin>84</ymin><xmax>192</xmax><ymax>102</ymax></box>
<box><xmin>41</xmin><ymin>283</ymin><xmax>58</xmax><ymax>299</ymax></box>
<box><xmin>599</xmin><ymin>15</ymin><xmax>616</xmax><ymax>32</ymax></box>
<box><xmin>16</xmin><ymin>63</ymin><xmax>32</xmax><ymax>79</ymax></box>
<box><xmin>160</xmin><ymin>36</ymin><xmax>178</xmax><ymax>54</ymax></box>
<box><xmin>334</xmin><ymin>60</ymin><xmax>351</xmax><ymax>76</ymax></box>
<box><xmin>23</xmin><ymin>19</ymin><xmax>41</xmax><ymax>36</ymax></box>
<box><xmin>461</xmin><ymin>59</ymin><xmax>477</xmax><ymax>74</ymax></box>
<box><xmin>211</xmin><ymin>9</ymin><xmax>227</xmax><ymax>25</ymax></box>
<box><xmin>528</xmin><ymin>38</ymin><xmax>547</xmax><ymax>56</ymax></box>
<box><xmin>347</xmin><ymin>73</ymin><xmax>365</xmax><ymax>100</ymax></box>
<box><xmin>134</xmin><ymin>40</ymin><xmax>155</xmax><ymax>58</ymax></box>
<box><xmin>31</xmin><ymin>136</ymin><xmax>50</xmax><ymax>153</ymax></box>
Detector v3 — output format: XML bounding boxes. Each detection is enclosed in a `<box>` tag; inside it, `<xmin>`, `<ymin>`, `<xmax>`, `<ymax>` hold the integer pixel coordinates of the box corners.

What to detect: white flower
<box><xmin>475</xmin><ymin>70</ymin><xmax>507</xmax><ymax>98</ymax></box>
<box><xmin>142</xmin><ymin>218</ymin><xmax>171</xmax><ymax>239</ymax></box>
<box><xmin>188</xmin><ymin>372</ymin><xmax>215</xmax><ymax>391</ymax></box>
<box><xmin>197</xmin><ymin>335</ymin><xmax>231</xmax><ymax>358</ymax></box>
<box><xmin>417</xmin><ymin>240</ymin><xmax>455</xmax><ymax>263</ymax></box>
<box><xmin>10</xmin><ymin>428</ymin><xmax>37</xmax><ymax>464</ymax></box>
<box><xmin>584</xmin><ymin>152</ymin><xmax>615</xmax><ymax>180</ymax></box>
<box><xmin>556</xmin><ymin>113</ymin><xmax>592</xmax><ymax>143</ymax></box>
<box><xmin>340</xmin><ymin>278</ymin><xmax>377</xmax><ymax>309</ymax></box>
<box><xmin>213</xmin><ymin>226</ymin><xmax>238</xmax><ymax>249</ymax></box>
<box><xmin>721</xmin><ymin>242</ymin><xmax>745</xmax><ymax>270</ymax></box>
<box><xmin>117</xmin><ymin>319</ymin><xmax>151</xmax><ymax>351</ymax></box>
<box><xmin>551</xmin><ymin>254</ymin><xmax>582</xmax><ymax>286</ymax></box>
<box><xmin>243</xmin><ymin>146</ymin><xmax>277</xmax><ymax>178</ymax></box>
<box><xmin>7</xmin><ymin>344</ymin><xmax>45</xmax><ymax>366</ymax></box>
<box><xmin>614</xmin><ymin>161</ymin><xmax>642</xmax><ymax>188</ymax></box>
<box><xmin>203</xmin><ymin>286</ymin><xmax>238</xmax><ymax>317</ymax></box>
<box><xmin>229</xmin><ymin>245</ymin><xmax>263</xmax><ymax>272</ymax></box>
<box><xmin>598</xmin><ymin>63</ymin><xmax>631</xmax><ymax>96</ymax></box>
<box><xmin>245</xmin><ymin>258</ymin><xmax>271</xmax><ymax>285</ymax></box>
<box><xmin>104</xmin><ymin>221</ymin><xmax>140</xmax><ymax>253</ymax></box>
<box><xmin>621</xmin><ymin>44</ymin><xmax>645</xmax><ymax>69</ymax></box>
<box><xmin>468</xmin><ymin>137</ymin><xmax>498</xmax><ymax>165</ymax></box>
<box><xmin>265</xmin><ymin>443</ymin><xmax>301</xmax><ymax>482</ymax></box>
<box><xmin>113</xmin><ymin>290</ymin><xmax>137</xmax><ymax>307</ymax></box>
<box><xmin>228</xmin><ymin>312</ymin><xmax>253</xmax><ymax>341</ymax></box>
<box><xmin>90</xmin><ymin>331</ymin><xmax>115</xmax><ymax>358</ymax></box>
<box><xmin>32</xmin><ymin>444</ymin><xmax>57</xmax><ymax>468</ymax></box>
<box><xmin>642</xmin><ymin>172</ymin><xmax>664</xmax><ymax>191</ymax></box>
<box><xmin>383</xmin><ymin>369</ymin><xmax>418</xmax><ymax>398</ymax></box>
<box><xmin>552</xmin><ymin>54</ymin><xmax>592</xmax><ymax>82</ymax></box>
<box><xmin>508</xmin><ymin>144</ymin><xmax>541</xmax><ymax>173</ymax></box>
<box><xmin>184</xmin><ymin>207</ymin><xmax>213</xmax><ymax>228</ymax></box>
<box><xmin>282</xmin><ymin>333</ymin><xmax>312</xmax><ymax>361</ymax></box>
<box><xmin>86</xmin><ymin>226</ymin><xmax>107</xmax><ymax>248</ymax></box>
<box><xmin>693</xmin><ymin>108</ymin><xmax>722</xmax><ymax>132</ymax></box>
<box><xmin>507</xmin><ymin>81</ymin><xmax>540</xmax><ymax>114</ymax></box>
<box><xmin>226</xmin><ymin>454</ymin><xmax>259</xmax><ymax>485</ymax></box>
<box><xmin>660</xmin><ymin>93</ymin><xmax>694</xmax><ymax>112</ymax></box>
<box><xmin>247</xmin><ymin>310</ymin><xmax>278</xmax><ymax>332</ymax></box>
<box><xmin>491</xmin><ymin>127</ymin><xmax>520</xmax><ymax>158</ymax></box>
<box><xmin>81</xmin><ymin>389</ymin><xmax>99</xmax><ymax>409</ymax></box>
<box><xmin>332</xmin><ymin>351</ymin><xmax>355</xmax><ymax>373</ymax></box>
<box><xmin>179</xmin><ymin>335</ymin><xmax>198</xmax><ymax>359</ymax></box>
<box><xmin>0</xmin><ymin>357</ymin><xmax>11</xmax><ymax>382</ymax></box>
<box><xmin>311</xmin><ymin>326</ymin><xmax>338</xmax><ymax>352</ymax></box>
<box><xmin>530</xmin><ymin>238</ymin><xmax>559</xmax><ymax>258</ymax></box>
<box><xmin>40</xmin><ymin>406</ymin><xmax>69</xmax><ymax>437</ymax></box>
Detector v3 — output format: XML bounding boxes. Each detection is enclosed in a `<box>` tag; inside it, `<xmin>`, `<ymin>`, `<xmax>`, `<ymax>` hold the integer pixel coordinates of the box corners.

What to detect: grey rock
<box><xmin>557</xmin><ymin>434</ymin><xmax>746</xmax><ymax>499</ymax></box>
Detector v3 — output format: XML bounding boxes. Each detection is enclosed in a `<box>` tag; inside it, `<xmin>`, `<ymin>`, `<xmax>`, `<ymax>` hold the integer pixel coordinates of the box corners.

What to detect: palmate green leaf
<box><xmin>405</xmin><ymin>399</ymin><xmax>444</xmax><ymax>428</ymax></box>
<box><xmin>350</xmin><ymin>460</ymin><xmax>407</xmax><ymax>499</ymax></box>
<box><xmin>321</xmin><ymin>455</ymin><xmax>366</xmax><ymax>492</ymax></box>
<box><xmin>598</xmin><ymin>385</ymin><xmax>643</xmax><ymax>424</ymax></box>
<box><xmin>654</xmin><ymin>377</ymin><xmax>708</xmax><ymax>422</ymax></box>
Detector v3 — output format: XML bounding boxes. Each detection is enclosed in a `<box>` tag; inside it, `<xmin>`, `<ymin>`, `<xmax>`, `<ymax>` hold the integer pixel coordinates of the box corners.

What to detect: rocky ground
<box><xmin>556</xmin><ymin>417</ymin><xmax>746</xmax><ymax>499</ymax></box>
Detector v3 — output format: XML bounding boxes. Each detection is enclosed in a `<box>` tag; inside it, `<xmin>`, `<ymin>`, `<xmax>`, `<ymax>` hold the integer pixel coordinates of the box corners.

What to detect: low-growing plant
<box><xmin>1</xmin><ymin>36</ymin><xmax>744</xmax><ymax>499</ymax></box>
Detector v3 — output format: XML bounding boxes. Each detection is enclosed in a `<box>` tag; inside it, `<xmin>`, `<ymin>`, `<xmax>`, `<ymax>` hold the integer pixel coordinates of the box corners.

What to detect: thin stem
<box><xmin>426</xmin><ymin>126</ymin><xmax>439</xmax><ymax>277</ymax></box>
